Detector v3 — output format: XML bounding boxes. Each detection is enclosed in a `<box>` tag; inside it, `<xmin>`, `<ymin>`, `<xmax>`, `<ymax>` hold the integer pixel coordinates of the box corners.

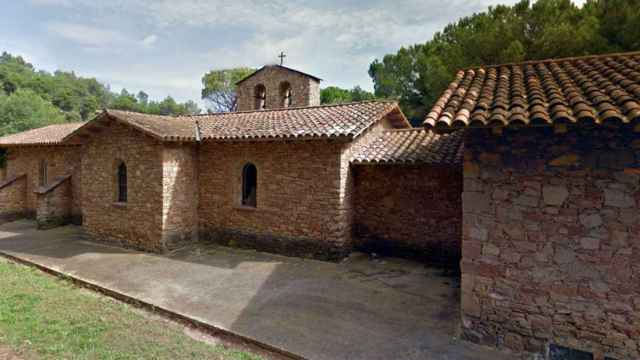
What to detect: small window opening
<box><xmin>242</xmin><ymin>163</ymin><xmax>257</xmax><ymax>207</ymax></box>
<box><xmin>254</xmin><ymin>84</ymin><xmax>266</xmax><ymax>110</ymax></box>
<box><xmin>117</xmin><ymin>162</ymin><xmax>127</xmax><ymax>203</ymax></box>
<box><xmin>39</xmin><ymin>160</ymin><xmax>48</xmax><ymax>186</ymax></box>
<box><xmin>549</xmin><ymin>344</ymin><xmax>593</xmax><ymax>360</ymax></box>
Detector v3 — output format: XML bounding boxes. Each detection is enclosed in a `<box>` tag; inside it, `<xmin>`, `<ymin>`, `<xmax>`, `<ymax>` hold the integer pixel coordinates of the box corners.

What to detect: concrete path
<box><xmin>0</xmin><ymin>220</ymin><xmax>516</xmax><ymax>360</ymax></box>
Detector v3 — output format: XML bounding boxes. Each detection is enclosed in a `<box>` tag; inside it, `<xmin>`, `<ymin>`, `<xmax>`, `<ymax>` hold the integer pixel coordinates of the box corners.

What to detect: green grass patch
<box><xmin>0</xmin><ymin>258</ymin><xmax>261</xmax><ymax>360</ymax></box>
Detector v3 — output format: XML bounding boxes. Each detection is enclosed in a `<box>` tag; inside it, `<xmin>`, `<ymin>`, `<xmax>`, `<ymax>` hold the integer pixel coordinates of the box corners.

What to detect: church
<box><xmin>1</xmin><ymin>51</ymin><xmax>639</xmax><ymax>359</ymax></box>
<box><xmin>0</xmin><ymin>63</ymin><xmax>462</xmax><ymax>262</ymax></box>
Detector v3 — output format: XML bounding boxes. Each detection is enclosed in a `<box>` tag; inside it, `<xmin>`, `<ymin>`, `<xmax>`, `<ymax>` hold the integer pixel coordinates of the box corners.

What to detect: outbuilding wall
<box><xmin>461</xmin><ymin>126</ymin><xmax>640</xmax><ymax>359</ymax></box>
<box><xmin>80</xmin><ymin>121</ymin><xmax>165</xmax><ymax>252</ymax></box>
<box><xmin>5</xmin><ymin>146</ymin><xmax>82</xmax><ymax>220</ymax></box>
<box><xmin>198</xmin><ymin>139</ymin><xmax>351</xmax><ymax>260</ymax></box>
<box><xmin>353</xmin><ymin>165</ymin><xmax>462</xmax><ymax>264</ymax></box>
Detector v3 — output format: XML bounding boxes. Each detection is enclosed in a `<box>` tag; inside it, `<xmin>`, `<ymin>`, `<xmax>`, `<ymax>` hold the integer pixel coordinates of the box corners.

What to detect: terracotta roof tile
<box><xmin>103</xmin><ymin>110</ymin><xmax>197</xmax><ymax>141</ymax></box>
<box><xmin>194</xmin><ymin>100</ymin><xmax>406</xmax><ymax>141</ymax></box>
<box><xmin>62</xmin><ymin>101</ymin><xmax>408</xmax><ymax>143</ymax></box>
<box><xmin>424</xmin><ymin>51</ymin><xmax>640</xmax><ymax>130</ymax></box>
<box><xmin>351</xmin><ymin>128</ymin><xmax>463</xmax><ymax>166</ymax></box>
<box><xmin>0</xmin><ymin>123</ymin><xmax>84</xmax><ymax>147</ymax></box>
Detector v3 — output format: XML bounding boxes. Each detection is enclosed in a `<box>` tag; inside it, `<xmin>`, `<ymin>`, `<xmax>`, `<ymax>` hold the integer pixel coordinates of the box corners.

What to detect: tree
<box><xmin>201</xmin><ymin>68</ymin><xmax>255</xmax><ymax>113</ymax></box>
<box><xmin>0</xmin><ymin>89</ymin><xmax>65</xmax><ymax>136</ymax></box>
<box><xmin>369</xmin><ymin>0</ymin><xmax>640</xmax><ymax>123</ymax></box>
<box><xmin>320</xmin><ymin>86</ymin><xmax>375</xmax><ymax>105</ymax></box>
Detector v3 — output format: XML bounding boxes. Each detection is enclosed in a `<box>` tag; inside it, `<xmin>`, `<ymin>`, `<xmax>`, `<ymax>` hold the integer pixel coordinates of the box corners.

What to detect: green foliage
<box><xmin>320</xmin><ymin>86</ymin><xmax>375</xmax><ymax>104</ymax></box>
<box><xmin>369</xmin><ymin>0</ymin><xmax>640</xmax><ymax>123</ymax></box>
<box><xmin>201</xmin><ymin>67</ymin><xmax>255</xmax><ymax>112</ymax></box>
<box><xmin>0</xmin><ymin>89</ymin><xmax>66</xmax><ymax>135</ymax></box>
<box><xmin>0</xmin><ymin>51</ymin><xmax>201</xmax><ymax>137</ymax></box>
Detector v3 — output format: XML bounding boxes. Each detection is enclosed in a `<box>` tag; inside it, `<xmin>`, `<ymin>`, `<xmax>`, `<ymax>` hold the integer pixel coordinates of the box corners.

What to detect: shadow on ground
<box><xmin>0</xmin><ymin>220</ymin><xmax>517</xmax><ymax>360</ymax></box>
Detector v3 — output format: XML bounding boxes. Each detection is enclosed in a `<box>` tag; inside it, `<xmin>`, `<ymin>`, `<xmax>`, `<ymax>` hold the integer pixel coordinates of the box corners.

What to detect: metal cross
<box><xmin>278</xmin><ymin>51</ymin><xmax>286</xmax><ymax>65</ymax></box>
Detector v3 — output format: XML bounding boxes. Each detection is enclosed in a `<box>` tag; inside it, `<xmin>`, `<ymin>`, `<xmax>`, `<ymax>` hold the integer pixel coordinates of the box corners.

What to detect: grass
<box><xmin>0</xmin><ymin>258</ymin><xmax>262</xmax><ymax>360</ymax></box>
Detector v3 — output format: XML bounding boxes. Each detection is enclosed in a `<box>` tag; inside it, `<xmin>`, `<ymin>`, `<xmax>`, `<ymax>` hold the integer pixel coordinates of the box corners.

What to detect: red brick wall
<box><xmin>461</xmin><ymin>126</ymin><xmax>640</xmax><ymax>359</ymax></box>
<box><xmin>353</xmin><ymin>165</ymin><xmax>462</xmax><ymax>263</ymax></box>
<box><xmin>36</xmin><ymin>177</ymin><xmax>72</xmax><ymax>229</ymax></box>
<box><xmin>0</xmin><ymin>175</ymin><xmax>27</xmax><ymax>222</ymax></box>
<box><xmin>162</xmin><ymin>144</ymin><xmax>199</xmax><ymax>248</ymax></box>
<box><xmin>197</xmin><ymin>139</ymin><xmax>351</xmax><ymax>259</ymax></box>
<box><xmin>81</xmin><ymin>122</ymin><xmax>165</xmax><ymax>251</ymax></box>
<box><xmin>5</xmin><ymin>146</ymin><xmax>82</xmax><ymax>219</ymax></box>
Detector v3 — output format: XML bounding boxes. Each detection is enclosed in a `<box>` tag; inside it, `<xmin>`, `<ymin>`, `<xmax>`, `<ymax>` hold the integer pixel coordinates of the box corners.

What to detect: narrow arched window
<box><xmin>39</xmin><ymin>159</ymin><xmax>48</xmax><ymax>186</ymax></box>
<box><xmin>254</xmin><ymin>84</ymin><xmax>266</xmax><ymax>110</ymax></box>
<box><xmin>117</xmin><ymin>162</ymin><xmax>127</xmax><ymax>203</ymax></box>
<box><xmin>242</xmin><ymin>163</ymin><xmax>257</xmax><ymax>207</ymax></box>
<box><xmin>280</xmin><ymin>82</ymin><xmax>292</xmax><ymax>108</ymax></box>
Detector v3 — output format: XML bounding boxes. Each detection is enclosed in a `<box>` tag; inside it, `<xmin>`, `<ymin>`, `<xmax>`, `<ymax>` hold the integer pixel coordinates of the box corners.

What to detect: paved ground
<box><xmin>0</xmin><ymin>220</ymin><xmax>516</xmax><ymax>360</ymax></box>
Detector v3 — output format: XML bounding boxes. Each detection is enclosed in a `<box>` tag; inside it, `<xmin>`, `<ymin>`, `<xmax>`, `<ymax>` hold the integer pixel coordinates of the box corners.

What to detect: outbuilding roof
<box><xmin>0</xmin><ymin>123</ymin><xmax>84</xmax><ymax>147</ymax></box>
<box><xmin>62</xmin><ymin>100</ymin><xmax>409</xmax><ymax>144</ymax></box>
<box><xmin>351</xmin><ymin>128</ymin><xmax>463</xmax><ymax>166</ymax></box>
<box><xmin>424</xmin><ymin>51</ymin><xmax>640</xmax><ymax>130</ymax></box>
<box><xmin>195</xmin><ymin>100</ymin><xmax>408</xmax><ymax>141</ymax></box>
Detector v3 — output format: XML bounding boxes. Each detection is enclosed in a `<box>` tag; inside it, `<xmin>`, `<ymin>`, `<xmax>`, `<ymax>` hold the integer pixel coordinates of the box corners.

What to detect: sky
<box><xmin>1</xmin><ymin>0</ymin><xmax>586</xmax><ymax>108</ymax></box>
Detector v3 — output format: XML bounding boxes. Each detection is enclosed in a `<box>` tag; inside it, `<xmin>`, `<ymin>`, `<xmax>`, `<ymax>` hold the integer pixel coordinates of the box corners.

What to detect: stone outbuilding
<box><xmin>424</xmin><ymin>51</ymin><xmax>640</xmax><ymax>359</ymax></box>
<box><xmin>0</xmin><ymin>65</ymin><xmax>464</xmax><ymax>264</ymax></box>
<box><xmin>1</xmin><ymin>52</ymin><xmax>639</xmax><ymax>359</ymax></box>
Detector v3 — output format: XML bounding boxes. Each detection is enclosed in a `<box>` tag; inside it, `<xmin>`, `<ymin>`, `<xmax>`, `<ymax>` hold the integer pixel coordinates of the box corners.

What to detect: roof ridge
<box><xmin>461</xmin><ymin>50</ymin><xmax>640</xmax><ymax>72</ymax></box>
<box><xmin>382</xmin><ymin>127</ymin><xmax>423</xmax><ymax>133</ymax></box>
<box><xmin>186</xmin><ymin>99</ymin><xmax>398</xmax><ymax>118</ymax></box>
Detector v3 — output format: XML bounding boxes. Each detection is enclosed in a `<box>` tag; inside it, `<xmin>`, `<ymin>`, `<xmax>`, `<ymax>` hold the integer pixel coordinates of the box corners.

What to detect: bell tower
<box><xmin>235</xmin><ymin>61</ymin><xmax>321</xmax><ymax>112</ymax></box>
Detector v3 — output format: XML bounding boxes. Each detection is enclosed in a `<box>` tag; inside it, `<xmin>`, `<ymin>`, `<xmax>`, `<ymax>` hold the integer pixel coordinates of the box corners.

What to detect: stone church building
<box><xmin>1</xmin><ymin>52</ymin><xmax>639</xmax><ymax>359</ymax></box>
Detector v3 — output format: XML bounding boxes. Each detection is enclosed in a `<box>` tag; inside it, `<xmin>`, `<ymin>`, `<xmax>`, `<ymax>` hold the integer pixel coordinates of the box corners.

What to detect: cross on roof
<box><xmin>278</xmin><ymin>51</ymin><xmax>286</xmax><ymax>65</ymax></box>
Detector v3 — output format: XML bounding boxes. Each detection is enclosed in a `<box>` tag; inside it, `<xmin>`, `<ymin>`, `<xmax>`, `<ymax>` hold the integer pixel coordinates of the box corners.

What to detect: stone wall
<box><xmin>0</xmin><ymin>174</ymin><xmax>27</xmax><ymax>222</ymax></box>
<box><xmin>162</xmin><ymin>144</ymin><xmax>199</xmax><ymax>248</ymax></box>
<box><xmin>5</xmin><ymin>146</ymin><xmax>82</xmax><ymax>221</ymax></box>
<box><xmin>35</xmin><ymin>176</ymin><xmax>72</xmax><ymax>229</ymax></box>
<box><xmin>198</xmin><ymin>139</ymin><xmax>351</xmax><ymax>260</ymax></box>
<box><xmin>81</xmin><ymin>121</ymin><xmax>165</xmax><ymax>252</ymax></box>
<box><xmin>353</xmin><ymin>165</ymin><xmax>462</xmax><ymax>264</ymax></box>
<box><xmin>461</xmin><ymin>126</ymin><xmax>640</xmax><ymax>359</ymax></box>
<box><xmin>236</xmin><ymin>66</ymin><xmax>321</xmax><ymax>111</ymax></box>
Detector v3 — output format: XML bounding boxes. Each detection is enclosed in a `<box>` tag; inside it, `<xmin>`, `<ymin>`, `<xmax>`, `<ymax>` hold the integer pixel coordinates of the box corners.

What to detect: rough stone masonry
<box><xmin>461</xmin><ymin>125</ymin><xmax>640</xmax><ymax>360</ymax></box>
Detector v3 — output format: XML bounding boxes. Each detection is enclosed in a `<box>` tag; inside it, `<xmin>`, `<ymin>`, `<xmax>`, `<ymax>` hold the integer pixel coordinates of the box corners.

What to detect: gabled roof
<box><xmin>63</xmin><ymin>101</ymin><xmax>409</xmax><ymax>144</ymax></box>
<box><xmin>351</xmin><ymin>128</ymin><xmax>463</xmax><ymax>166</ymax></box>
<box><xmin>195</xmin><ymin>100</ymin><xmax>408</xmax><ymax>141</ymax></box>
<box><xmin>424</xmin><ymin>51</ymin><xmax>640</xmax><ymax>130</ymax></box>
<box><xmin>65</xmin><ymin>110</ymin><xmax>198</xmax><ymax>142</ymax></box>
<box><xmin>236</xmin><ymin>64</ymin><xmax>322</xmax><ymax>85</ymax></box>
<box><xmin>0</xmin><ymin>123</ymin><xmax>84</xmax><ymax>147</ymax></box>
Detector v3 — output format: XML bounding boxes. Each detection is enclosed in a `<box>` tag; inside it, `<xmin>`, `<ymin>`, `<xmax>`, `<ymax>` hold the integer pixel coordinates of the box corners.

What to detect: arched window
<box><xmin>254</xmin><ymin>84</ymin><xmax>266</xmax><ymax>110</ymax></box>
<box><xmin>117</xmin><ymin>162</ymin><xmax>127</xmax><ymax>203</ymax></box>
<box><xmin>39</xmin><ymin>159</ymin><xmax>48</xmax><ymax>186</ymax></box>
<box><xmin>242</xmin><ymin>163</ymin><xmax>257</xmax><ymax>207</ymax></box>
<box><xmin>280</xmin><ymin>82</ymin><xmax>292</xmax><ymax>108</ymax></box>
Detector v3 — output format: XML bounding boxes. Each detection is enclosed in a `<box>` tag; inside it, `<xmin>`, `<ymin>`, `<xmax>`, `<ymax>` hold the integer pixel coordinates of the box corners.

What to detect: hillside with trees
<box><xmin>369</xmin><ymin>0</ymin><xmax>640</xmax><ymax>123</ymax></box>
<box><xmin>0</xmin><ymin>52</ymin><xmax>201</xmax><ymax>137</ymax></box>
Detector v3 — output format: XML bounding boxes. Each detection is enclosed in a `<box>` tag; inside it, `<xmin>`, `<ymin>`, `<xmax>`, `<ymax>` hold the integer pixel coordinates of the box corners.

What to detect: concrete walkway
<box><xmin>0</xmin><ymin>220</ymin><xmax>517</xmax><ymax>360</ymax></box>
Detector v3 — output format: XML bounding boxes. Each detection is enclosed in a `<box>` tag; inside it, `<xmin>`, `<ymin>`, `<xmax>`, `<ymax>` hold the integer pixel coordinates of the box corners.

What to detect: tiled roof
<box><xmin>236</xmin><ymin>64</ymin><xmax>322</xmax><ymax>84</ymax></box>
<box><xmin>195</xmin><ymin>101</ymin><xmax>407</xmax><ymax>141</ymax></box>
<box><xmin>0</xmin><ymin>123</ymin><xmax>84</xmax><ymax>146</ymax></box>
<box><xmin>351</xmin><ymin>128</ymin><xmax>463</xmax><ymax>166</ymax></box>
<box><xmin>424</xmin><ymin>51</ymin><xmax>640</xmax><ymax>130</ymax></box>
<box><xmin>103</xmin><ymin>110</ymin><xmax>197</xmax><ymax>141</ymax></box>
<box><xmin>62</xmin><ymin>101</ymin><xmax>408</xmax><ymax>143</ymax></box>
